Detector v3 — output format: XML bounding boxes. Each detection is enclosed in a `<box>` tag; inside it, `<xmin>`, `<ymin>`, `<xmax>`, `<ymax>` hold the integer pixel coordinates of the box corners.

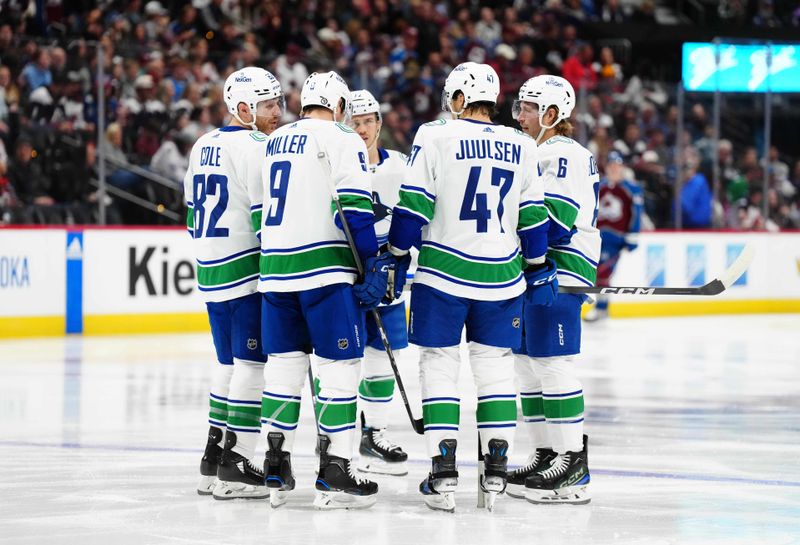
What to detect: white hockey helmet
<box><xmin>512</xmin><ymin>75</ymin><xmax>576</xmax><ymax>126</ymax></box>
<box><xmin>300</xmin><ymin>71</ymin><xmax>351</xmax><ymax>121</ymax></box>
<box><xmin>350</xmin><ymin>89</ymin><xmax>381</xmax><ymax>122</ymax></box>
<box><xmin>223</xmin><ymin>67</ymin><xmax>284</xmax><ymax>129</ymax></box>
<box><xmin>441</xmin><ymin>62</ymin><xmax>500</xmax><ymax>115</ymax></box>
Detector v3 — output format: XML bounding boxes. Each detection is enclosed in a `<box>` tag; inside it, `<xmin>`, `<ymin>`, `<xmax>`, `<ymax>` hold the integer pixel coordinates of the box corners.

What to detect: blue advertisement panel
<box><xmin>683</xmin><ymin>42</ymin><xmax>800</xmax><ymax>93</ymax></box>
<box><xmin>686</xmin><ymin>244</ymin><xmax>706</xmax><ymax>287</ymax></box>
<box><xmin>646</xmin><ymin>245</ymin><xmax>666</xmax><ymax>288</ymax></box>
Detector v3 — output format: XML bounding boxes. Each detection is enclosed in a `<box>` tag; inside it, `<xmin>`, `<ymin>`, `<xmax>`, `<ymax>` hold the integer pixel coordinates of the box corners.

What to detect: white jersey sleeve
<box><xmin>184</xmin><ymin>126</ymin><xmax>267</xmax><ymax>302</ymax></box>
<box><xmin>370</xmin><ymin>148</ymin><xmax>408</xmax><ymax>245</ymax></box>
<box><xmin>538</xmin><ymin>135</ymin><xmax>601</xmax><ymax>287</ymax></box>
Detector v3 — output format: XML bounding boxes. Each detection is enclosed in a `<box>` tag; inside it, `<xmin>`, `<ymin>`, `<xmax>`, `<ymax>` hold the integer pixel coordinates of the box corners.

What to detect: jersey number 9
<box><xmin>265</xmin><ymin>161</ymin><xmax>292</xmax><ymax>226</ymax></box>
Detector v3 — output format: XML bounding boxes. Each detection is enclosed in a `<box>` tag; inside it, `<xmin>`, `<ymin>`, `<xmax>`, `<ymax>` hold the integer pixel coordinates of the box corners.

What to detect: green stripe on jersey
<box><xmin>260</xmin><ymin>244</ymin><xmax>356</xmax><ymax>276</ymax></box>
<box><xmin>545</xmin><ymin>197</ymin><xmax>579</xmax><ymax>230</ymax></box>
<box><xmin>418</xmin><ymin>246</ymin><xmax>523</xmax><ymax>284</ymax></box>
<box><xmin>197</xmin><ymin>252</ymin><xmax>259</xmax><ymax>287</ymax></box>
<box><xmin>186</xmin><ymin>207</ymin><xmax>194</xmax><ymax>230</ymax></box>
<box><xmin>331</xmin><ymin>194</ymin><xmax>374</xmax><ymax>216</ymax></box>
<box><xmin>518</xmin><ymin>202</ymin><xmax>549</xmax><ymax>230</ymax></box>
<box><xmin>549</xmin><ymin>249</ymin><xmax>597</xmax><ymax>284</ymax></box>
<box><xmin>397</xmin><ymin>189</ymin><xmax>435</xmax><ymax>221</ymax></box>
<box><xmin>520</xmin><ymin>395</ymin><xmax>544</xmax><ymax>418</ymax></box>
<box><xmin>251</xmin><ymin>210</ymin><xmax>262</xmax><ymax>233</ymax></box>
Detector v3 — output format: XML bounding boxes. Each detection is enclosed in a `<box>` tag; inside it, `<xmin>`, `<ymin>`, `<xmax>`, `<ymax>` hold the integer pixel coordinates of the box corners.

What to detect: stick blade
<box><xmin>719</xmin><ymin>243</ymin><xmax>755</xmax><ymax>289</ymax></box>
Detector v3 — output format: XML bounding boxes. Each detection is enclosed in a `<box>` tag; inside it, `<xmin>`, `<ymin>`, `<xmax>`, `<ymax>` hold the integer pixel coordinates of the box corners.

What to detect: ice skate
<box><xmin>212</xmin><ymin>431</ymin><xmax>269</xmax><ymax>500</ymax></box>
<box><xmin>419</xmin><ymin>439</ymin><xmax>458</xmax><ymax>513</ymax></box>
<box><xmin>197</xmin><ymin>426</ymin><xmax>223</xmax><ymax>495</ymax></box>
<box><xmin>506</xmin><ymin>447</ymin><xmax>557</xmax><ymax>499</ymax></box>
<box><xmin>525</xmin><ymin>435</ymin><xmax>590</xmax><ymax>505</ymax></box>
<box><xmin>479</xmin><ymin>439</ymin><xmax>508</xmax><ymax>512</ymax></box>
<box><xmin>358</xmin><ymin>419</ymin><xmax>409</xmax><ymax>476</ymax></box>
<box><xmin>314</xmin><ymin>435</ymin><xmax>378</xmax><ymax>510</ymax></box>
<box><xmin>264</xmin><ymin>432</ymin><xmax>296</xmax><ymax>508</ymax></box>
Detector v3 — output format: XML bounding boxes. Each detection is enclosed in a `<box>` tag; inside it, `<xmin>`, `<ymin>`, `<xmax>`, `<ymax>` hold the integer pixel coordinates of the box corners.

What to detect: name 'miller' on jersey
<box><xmin>184</xmin><ymin>126</ymin><xmax>267</xmax><ymax>303</ymax></box>
<box><xmin>538</xmin><ymin>135</ymin><xmax>601</xmax><ymax>288</ymax></box>
<box><xmin>257</xmin><ymin>118</ymin><xmax>374</xmax><ymax>293</ymax></box>
<box><xmin>390</xmin><ymin>119</ymin><xmax>550</xmax><ymax>301</ymax></box>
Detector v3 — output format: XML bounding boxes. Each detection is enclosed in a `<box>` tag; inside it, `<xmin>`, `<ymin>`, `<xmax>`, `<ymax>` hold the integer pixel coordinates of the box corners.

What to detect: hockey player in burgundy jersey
<box><xmin>584</xmin><ymin>151</ymin><xmax>643</xmax><ymax>321</ymax></box>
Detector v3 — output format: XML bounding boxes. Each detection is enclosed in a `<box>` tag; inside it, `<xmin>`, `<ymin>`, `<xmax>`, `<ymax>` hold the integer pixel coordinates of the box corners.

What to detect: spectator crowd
<box><xmin>0</xmin><ymin>0</ymin><xmax>799</xmax><ymax>230</ymax></box>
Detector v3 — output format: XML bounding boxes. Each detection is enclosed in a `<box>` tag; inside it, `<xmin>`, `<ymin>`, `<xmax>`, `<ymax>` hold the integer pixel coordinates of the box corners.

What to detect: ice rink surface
<box><xmin>1</xmin><ymin>314</ymin><xmax>799</xmax><ymax>545</ymax></box>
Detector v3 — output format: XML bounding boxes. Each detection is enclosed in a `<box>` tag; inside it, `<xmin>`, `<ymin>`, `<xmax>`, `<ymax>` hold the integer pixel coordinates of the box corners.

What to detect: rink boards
<box><xmin>0</xmin><ymin>227</ymin><xmax>798</xmax><ymax>337</ymax></box>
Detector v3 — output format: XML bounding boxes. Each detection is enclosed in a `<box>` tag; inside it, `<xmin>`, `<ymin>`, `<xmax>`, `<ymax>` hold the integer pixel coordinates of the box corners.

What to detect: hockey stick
<box><xmin>477</xmin><ymin>432</ymin><xmax>485</xmax><ymax>508</ymax></box>
<box><xmin>316</xmin><ymin>148</ymin><xmax>425</xmax><ymax>436</ymax></box>
<box><xmin>308</xmin><ymin>366</ymin><xmax>322</xmax><ymax>452</ymax></box>
<box><xmin>558</xmin><ymin>243</ymin><xmax>754</xmax><ymax>296</ymax></box>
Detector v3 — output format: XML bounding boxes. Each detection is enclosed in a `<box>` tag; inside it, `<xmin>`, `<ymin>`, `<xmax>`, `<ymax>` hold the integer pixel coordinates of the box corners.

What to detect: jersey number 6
<box><xmin>460</xmin><ymin>166</ymin><xmax>514</xmax><ymax>233</ymax></box>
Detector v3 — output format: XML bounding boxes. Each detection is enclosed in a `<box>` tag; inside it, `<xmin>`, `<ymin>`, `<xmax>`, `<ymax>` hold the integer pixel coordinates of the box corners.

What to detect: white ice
<box><xmin>1</xmin><ymin>314</ymin><xmax>799</xmax><ymax>545</ymax></box>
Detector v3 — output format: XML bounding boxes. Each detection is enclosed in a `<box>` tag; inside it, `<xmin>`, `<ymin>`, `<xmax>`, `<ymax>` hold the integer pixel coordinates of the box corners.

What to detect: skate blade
<box><xmin>270</xmin><ymin>490</ymin><xmax>289</xmax><ymax>508</ymax></box>
<box><xmin>484</xmin><ymin>491</ymin><xmax>498</xmax><ymax>512</ymax></box>
<box><xmin>505</xmin><ymin>483</ymin><xmax>526</xmax><ymax>499</ymax></box>
<box><xmin>212</xmin><ymin>480</ymin><xmax>270</xmax><ymax>501</ymax></box>
<box><xmin>525</xmin><ymin>485</ymin><xmax>590</xmax><ymax>505</ymax></box>
<box><xmin>423</xmin><ymin>492</ymin><xmax>455</xmax><ymax>513</ymax></box>
<box><xmin>357</xmin><ymin>457</ymin><xmax>408</xmax><ymax>476</ymax></box>
<box><xmin>197</xmin><ymin>476</ymin><xmax>218</xmax><ymax>496</ymax></box>
<box><xmin>313</xmin><ymin>490</ymin><xmax>377</xmax><ymax>510</ymax></box>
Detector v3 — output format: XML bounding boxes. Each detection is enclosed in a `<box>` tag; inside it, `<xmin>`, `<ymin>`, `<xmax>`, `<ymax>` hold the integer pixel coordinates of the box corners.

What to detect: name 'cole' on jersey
<box><xmin>370</xmin><ymin>148</ymin><xmax>407</xmax><ymax>246</ymax></box>
<box><xmin>257</xmin><ymin>118</ymin><xmax>375</xmax><ymax>293</ymax></box>
<box><xmin>390</xmin><ymin>118</ymin><xmax>550</xmax><ymax>301</ymax></box>
<box><xmin>539</xmin><ymin>135</ymin><xmax>601</xmax><ymax>288</ymax></box>
<box><xmin>184</xmin><ymin>126</ymin><xmax>267</xmax><ymax>302</ymax></box>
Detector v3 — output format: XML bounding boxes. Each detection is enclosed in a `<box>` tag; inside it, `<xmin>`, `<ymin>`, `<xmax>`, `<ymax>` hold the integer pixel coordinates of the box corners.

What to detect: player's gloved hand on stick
<box><xmin>353</xmin><ymin>252</ymin><xmax>395</xmax><ymax>309</ymax></box>
<box><xmin>388</xmin><ymin>252</ymin><xmax>412</xmax><ymax>300</ymax></box>
<box><xmin>524</xmin><ymin>258</ymin><xmax>558</xmax><ymax>307</ymax></box>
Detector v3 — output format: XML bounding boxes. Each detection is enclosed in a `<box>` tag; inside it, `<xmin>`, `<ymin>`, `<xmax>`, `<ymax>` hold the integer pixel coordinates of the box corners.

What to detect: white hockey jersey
<box><xmin>184</xmin><ymin>126</ymin><xmax>266</xmax><ymax>303</ymax></box>
<box><xmin>538</xmin><ymin>135</ymin><xmax>601</xmax><ymax>287</ymax></box>
<box><xmin>391</xmin><ymin>118</ymin><xmax>549</xmax><ymax>301</ymax></box>
<box><xmin>257</xmin><ymin>118</ymin><xmax>374</xmax><ymax>293</ymax></box>
<box><xmin>370</xmin><ymin>148</ymin><xmax>407</xmax><ymax>246</ymax></box>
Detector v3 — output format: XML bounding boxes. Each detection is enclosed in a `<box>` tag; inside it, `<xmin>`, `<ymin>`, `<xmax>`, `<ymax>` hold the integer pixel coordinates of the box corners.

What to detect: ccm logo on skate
<box><xmin>599</xmin><ymin>287</ymin><xmax>655</xmax><ymax>295</ymax></box>
<box><xmin>129</xmin><ymin>246</ymin><xmax>195</xmax><ymax>297</ymax></box>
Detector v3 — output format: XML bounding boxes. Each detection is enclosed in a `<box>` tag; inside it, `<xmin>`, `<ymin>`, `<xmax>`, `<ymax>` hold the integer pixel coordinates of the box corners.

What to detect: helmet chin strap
<box><xmin>535</xmin><ymin>112</ymin><xmax>560</xmax><ymax>144</ymax></box>
<box><xmin>233</xmin><ymin>104</ymin><xmax>257</xmax><ymax>131</ymax></box>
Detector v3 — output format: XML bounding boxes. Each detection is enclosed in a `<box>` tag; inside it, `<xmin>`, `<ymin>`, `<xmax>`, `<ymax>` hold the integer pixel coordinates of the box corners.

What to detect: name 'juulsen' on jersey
<box><xmin>266</xmin><ymin>134</ymin><xmax>308</xmax><ymax>156</ymax></box>
<box><xmin>455</xmin><ymin>139</ymin><xmax>521</xmax><ymax>164</ymax></box>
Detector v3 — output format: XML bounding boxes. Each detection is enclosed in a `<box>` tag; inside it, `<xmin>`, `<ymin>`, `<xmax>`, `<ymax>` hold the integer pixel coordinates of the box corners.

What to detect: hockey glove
<box><xmin>353</xmin><ymin>252</ymin><xmax>395</xmax><ymax>309</ymax></box>
<box><xmin>388</xmin><ymin>252</ymin><xmax>412</xmax><ymax>300</ymax></box>
<box><xmin>524</xmin><ymin>258</ymin><xmax>558</xmax><ymax>307</ymax></box>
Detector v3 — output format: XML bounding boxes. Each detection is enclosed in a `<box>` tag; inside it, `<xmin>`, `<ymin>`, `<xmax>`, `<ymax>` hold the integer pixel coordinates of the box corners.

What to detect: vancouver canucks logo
<box><xmin>247</xmin><ymin>338</ymin><xmax>258</xmax><ymax>350</ymax></box>
<box><xmin>337</xmin><ymin>338</ymin><xmax>349</xmax><ymax>350</ymax></box>
<box><xmin>512</xmin><ymin>317</ymin><xmax>521</xmax><ymax>329</ymax></box>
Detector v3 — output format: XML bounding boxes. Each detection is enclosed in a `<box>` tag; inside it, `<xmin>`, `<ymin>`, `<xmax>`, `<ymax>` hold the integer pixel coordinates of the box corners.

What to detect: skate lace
<box><xmin>538</xmin><ymin>454</ymin><xmax>569</xmax><ymax>479</ymax></box>
<box><xmin>346</xmin><ymin>460</ymin><xmax>370</xmax><ymax>485</ymax></box>
<box><xmin>517</xmin><ymin>452</ymin><xmax>542</xmax><ymax>473</ymax></box>
<box><xmin>372</xmin><ymin>429</ymin><xmax>400</xmax><ymax>452</ymax></box>
<box><xmin>245</xmin><ymin>458</ymin><xmax>264</xmax><ymax>476</ymax></box>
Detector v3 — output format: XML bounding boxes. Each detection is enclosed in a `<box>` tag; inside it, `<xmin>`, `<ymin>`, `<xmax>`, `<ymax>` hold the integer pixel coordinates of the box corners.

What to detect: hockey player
<box><xmin>348</xmin><ymin>89</ymin><xmax>410</xmax><ymax>476</ymax></box>
<box><xmin>386</xmin><ymin>62</ymin><xmax>555</xmax><ymax>512</ymax></box>
<box><xmin>257</xmin><ymin>71</ymin><xmax>395</xmax><ymax>510</ymax></box>
<box><xmin>584</xmin><ymin>151</ymin><xmax>643</xmax><ymax>321</ymax></box>
<box><xmin>186</xmin><ymin>67</ymin><xmax>284</xmax><ymax>500</ymax></box>
<box><xmin>507</xmin><ymin>75</ymin><xmax>600</xmax><ymax>505</ymax></box>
